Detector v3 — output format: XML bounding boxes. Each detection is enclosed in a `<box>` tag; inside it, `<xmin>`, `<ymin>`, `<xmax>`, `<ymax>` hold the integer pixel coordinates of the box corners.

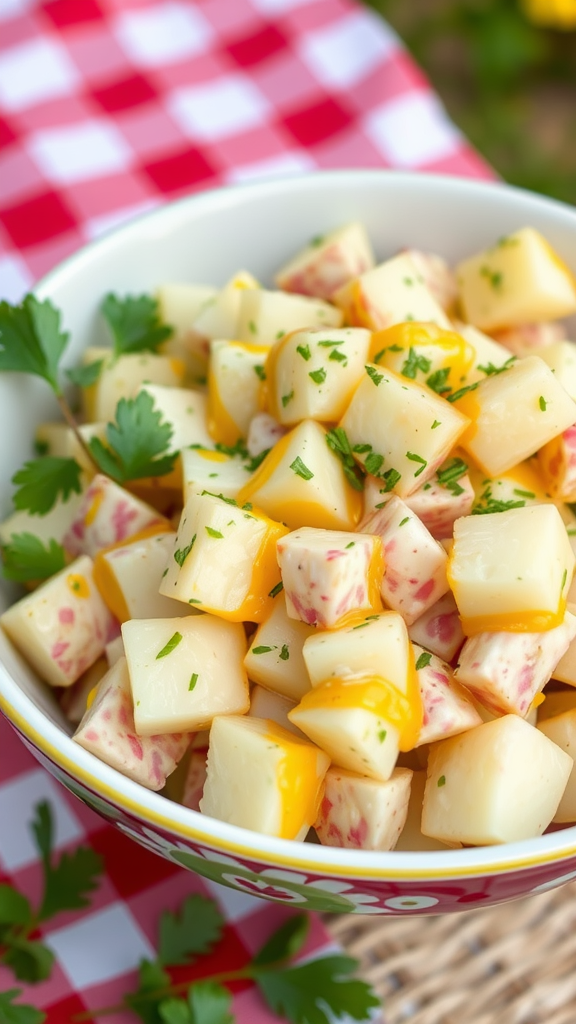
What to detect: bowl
<box><xmin>3</xmin><ymin>169</ymin><xmax>576</xmax><ymax>916</ymax></box>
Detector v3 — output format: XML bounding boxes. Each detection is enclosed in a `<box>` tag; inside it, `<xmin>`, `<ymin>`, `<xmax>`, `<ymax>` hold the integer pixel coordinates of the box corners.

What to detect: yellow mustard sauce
<box><xmin>264</xmin><ymin>723</ymin><xmax>326</xmax><ymax>839</ymax></box>
<box><xmin>370</xmin><ymin>322</ymin><xmax>476</xmax><ymax>390</ymax></box>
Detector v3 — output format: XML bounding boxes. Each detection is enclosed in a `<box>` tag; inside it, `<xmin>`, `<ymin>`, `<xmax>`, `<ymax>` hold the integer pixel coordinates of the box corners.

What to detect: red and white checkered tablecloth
<box><xmin>0</xmin><ymin>1</ymin><xmax>495</xmax><ymax>1020</ymax></box>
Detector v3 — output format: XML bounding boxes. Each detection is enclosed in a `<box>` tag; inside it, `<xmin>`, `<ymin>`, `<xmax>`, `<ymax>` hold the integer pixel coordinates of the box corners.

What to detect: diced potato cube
<box><xmin>303</xmin><ymin>610</ymin><xmax>413</xmax><ymax>693</ymax></box>
<box><xmin>248</xmin><ymin>684</ymin><xmax>303</xmax><ymax>736</ymax></box>
<box><xmin>361</xmin><ymin>496</ymin><xmax>449</xmax><ymax>625</ymax></box>
<box><xmin>93</xmin><ymin>531</ymin><xmax>199</xmax><ymax>623</ymax></box>
<box><xmin>106</xmin><ymin>635</ymin><xmax>124</xmax><ymax>667</ymax></box>
<box><xmin>339</xmin><ymin>365</ymin><xmax>470</xmax><ymax>498</ymax></box>
<box><xmin>246</xmin><ymin>412</ymin><xmax>287</xmax><ymax>458</ymax></box>
<box><xmin>122</xmin><ymin>615</ymin><xmax>249</xmax><ymax>735</ymax></box>
<box><xmin>156</xmin><ymin>281</ymin><xmax>216</xmax><ymax>371</ymax></box>
<box><xmin>404</xmin><ymin>250</ymin><xmax>458</xmax><ymax>313</ymax></box>
<box><xmin>333</xmin><ymin>253</ymin><xmax>452</xmax><ymax>331</ymax></box>
<box><xmin>136</xmin><ymin>384</ymin><xmax>212</xmax><ymax>489</ymax></box>
<box><xmin>207</xmin><ymin>341</ymin><xmax>268</xmax><ymax>446</ymax></box>
<box><xmin>467</xmin><ymin>457</ymin><xmax>551</xmax><ymax>512</ymax></box>
<box><xmin>369</xmin><ymin>321</ymin><xmax>475</xmax><ymax>392</ymax></box>
<box><xmin>81</xmin><ymin>348</ymin><xmax>185</xmax><ymax>422</ymax></box>
<box><xmin>422</xmin><ymin>715</ymin><xmax>572</xmax><ymax>844</ymax></box>
<box><xmin>274</xmin><ymin>221</ymin><xmax>375</xmax><ymax>300</ymax></box>
<box><xmin>405</xmin><ymin>468</ymin><xmax>475</xmax><ymax>540</ymax></box>
<box><xmin>63</xmin><ymin>475</ymin><xmax>168</xmax><ymax>558</ymax></box>
<box><xmin>236</xmin><ymin>419</ymin><xmax>363</xmax><ymax>531</ymax></box>
<box><xmin>491</xmin><ymin>320</ymin><xmax>566</xmax><ymax>357</ymax></box>
<box><xmin>244</xmin><ymin>594</ymin><xmax>315</xmax><ymax>701</ymax></box>
<box><xmin>200</xmin><ymin>715</ymin><xmax>329</xmax><ymax>840</ymax></box>
<box><xmin>314</xmin><ymin>766</ymin><xmax>412</xmax><ymax>850</ymax></box>
<box><xmin>182</xmin><ymin>748</ymin><xmax>208</xmax><ymax>812</ymax></box>
<box><xmin>181</xmin><ymin>448</ymin><xmax>251</xmax><ymax>504</ymax></box>
<box><xmin>414</xmin><ymin>646</ymin><xmax>482</xmax><ymax>746</ymax></box>
<box><xmin>0</xmin><ymin>555</ymin><xmax>114</xmax><ymax>687</ymax></box>
<box><xmin>35</xmin><ymin>421</ymin><xmax>107</xmax><ymax>478</ymax></box>
<box><xmin>552</xmin><ymin>615</ymin><xmax>576</xmax><ymax>687</ymax></box>
<box><xmin>455</xmin><ymin>611</ymin><xmax>576</xmax><ymax>716</ymax></box>
<box><xmin>538</xmin><ymin>709</ymin><xmax>576</xmax><ymax>822</ymax></box>
<box><xmin>190</xmin><ymin>271</ymin><xmax>259</xmax><ymax>341</ymax></box>
<box><xmin>448</xmin><ymin>505</ymin><xmax>575</xmax><ymax>635</ymax></box>
<box><xmin>538</xmin><ymin>425</ymin><xmax>576</xmax><ymax>502</ymax></box>
<box><xmin>277</xmin><ymin>527</ymin><xmax>383</xmax><ymax>628</ymax></box>
<box><xmin>236</xmin><ymin>289</ymin><xmax>342</xmax><ymax>346</ymax></box>
<box><xmin>452</xmin><ymin>321</ymin><xmax>516</xmax><ymax>385</ymax></box>
<box><xmin>73</xmin><ymin>657</ymin><xmax>190</xmax><ymax>790</ymax></box>
<box><xmin>407</xmin><ymin>592</ymin><xmax>464</xmax><ymax>663</ymax></box>
<box><xmin>160</xmin><ymin>491</ymin><xmax>287</xmax><ymax>622</ymax></box>
<box><xmin>288</xmin><ymin>674</ymin><xmax>422</xmax><ymax>781</ymax></box>
<box><xmin>394</xmin><ymin>771</ymin><xmax>457</xmax><ymax>851</ymax></box>
<box><xmin>59</xmin><ymin>656</ymin><xmax>108</xmax><ymax>725</ymax></box>
<box><xmin>267</xmin><ymin>327</ymin><xmax>370</xmax><ymax>425</ymax></box>
<box><xmin>453</xmin><ymin>356</ymin><xmax>576</xmax><ymax>477</ymax></box>
<box><xmin>456</xmin><ymin>228</ymin><xmax>576</xmax><ymax>330</ymax></box>
<box><xmin>0</xmin><ymin>491</ymin><xmax>85</xmax><ymax>549</ymax></box>
<box><xmin>536</xmin><ymin>340</ymin><xmax>576</xmax><ymax>401</ymax></box>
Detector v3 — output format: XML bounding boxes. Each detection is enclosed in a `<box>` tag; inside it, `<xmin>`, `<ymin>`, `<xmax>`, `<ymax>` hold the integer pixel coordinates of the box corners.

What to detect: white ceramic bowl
<box><xmin>3</xmin><ymin>170</ymin><xmax>576</xmax><ymax>916</ymax></box>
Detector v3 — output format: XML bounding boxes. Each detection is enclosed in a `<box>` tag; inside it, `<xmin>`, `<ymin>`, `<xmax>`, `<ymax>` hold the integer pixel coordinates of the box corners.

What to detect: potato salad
<box><xmin>5</xmin><ymin>221</ymin><xmax>576</xmax><ymax>852</ymax></box>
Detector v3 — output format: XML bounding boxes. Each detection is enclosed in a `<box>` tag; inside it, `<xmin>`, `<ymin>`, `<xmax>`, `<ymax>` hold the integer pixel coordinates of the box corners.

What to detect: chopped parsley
<box><xmin>415</xmin><ymin>652</ymin><xmax>432</xmax><ymax>670</ymax></box>
<box><xmin>431</xmin><ymin>420</ymin><xmax>441</xmax><ymax>430</ymax></box>
<box><xmin>477</xmin><ymin>356</ymin><xmax>515</xmax><ymax>376</ymax></box>
<box><xmin>269</xmin><ymin>581</ymin><xmax>284</xmax><ymax>598</ymax></box>
<box><xmin>279</xmin><ymin>644</ymin><xmax>290</xmax><ymax>661</ymax></box>
<box><xmin>365</xmin><ymin>365</ymin><xmax>384</xmax><ymax>386</ymax></box>
<box><xmin>401</xmin><ymin>347</ymin><xmax>431</xmax><ymax>380</ymax></box>
<box><xmin>513</xmin><ymin>488</ymin><xmax>535</xmax><ymax>499</ymax></box>
<box><xmin>156</xmin><ymin>632</ymin><xmax>183</xmax><ymax>659</ymax></box>
<box><xmin>437</xmin><ymin>775</ymin><xmax>446</xmax><ymax>787</ymax></box>
<box><xmin>281</xmin><ymin>390</ymin><xmax>294</xmax><ymax>407</ymax></box>
<box><xmin>290</xmin><ymin>456</ymin><xmax>314</xmax><ymax>480</ymax></box>
<box><xmin>205</xmin><ymin>526</ymin><xmax>224</xmax><ymax>538</ymax></box>
<box><xmin>425</xmin><ymin>367</ymin><xmax>451</xmax><ymax>395</ymax></box>
<box><xmin>447</xmin><ymin>381</ymin><xmax>480</xmax><ymax>403</ymax></box>
<box><xmin>406</xmin><ymin>451</ymin><xmax>427</xmax><ymax>477</ymax></box>
<box><xmin>189</xmin><ymin>673</ymin><xmax>198</xmax><ymax>691</ymax></box>
<box><xmin>399</xmin><ymin>516</ymin><xmax>410</xmax><ymax>527</ymax></box>
<box><xmin>380</xmin><ymin>467</ymin><xmax>401</xmax><ymax>492</ymax></box>
<box><xmin>539</xmin><ymin>396</ymin><xmax>548</xmax><ymax>411</ymax></box>
<box><xmin>436</xmin><ymin>458</ymin><xmax>469</xmax><ymax>496</ymax></box>
<box><xmin>174</xmin><ymin>534</ymin><xmax>196</xmax><ymax>567</ymax></box>
<box><xmin>472</xmin><ymin>486</ymin><xmax>525</xmax><ymax>515</ymax></box>
<box><xmin>252</xmin><ymin>645</ymin><xmax>275</xmax><ymax>655</ymax></box>
<box><xmin>296</xmin><ymin>343</ymin><xmax>311</xmax><ymax>361</ymax></box>
<box><xmin>309</xmin><ymin>367</ymin><xmax>326</xmax><ymax>385</ymax></box>
<box><xmin>364</xmin><ymin>452</ymin><xmax>385</xmax><ymax>477</ymax></box>
<box><xmin>253</xmin><ymin>364</ymin><xmax>266</xmax><ymax>381</ymax></box>
<box><xmin>480</xmin><ymin>266</ymin><xmax>503</xmax><ymax>290</ymax></box>
<box><xmin>329</xmin><ymin>349</ymin><xmax>348</xmax><ymax>364</ymax></box>
<box><xmin>325</xmin><ymin>427</ymin><xmax>364</xmax><ymax>491</ymax></box>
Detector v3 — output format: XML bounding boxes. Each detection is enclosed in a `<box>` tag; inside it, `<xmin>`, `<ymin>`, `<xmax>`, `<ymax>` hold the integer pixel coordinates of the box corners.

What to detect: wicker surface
<box><xmin>328</xmin><ymin>882</ymin><xmax>576</xmax><ymax>1024</ymax></box>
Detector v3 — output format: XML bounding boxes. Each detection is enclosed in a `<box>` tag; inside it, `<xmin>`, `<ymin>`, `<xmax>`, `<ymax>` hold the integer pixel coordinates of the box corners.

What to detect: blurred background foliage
<box><xmin>365</xmin><ymin>0</ymin><xmax>576</xmax><ymax>204</ymax></box>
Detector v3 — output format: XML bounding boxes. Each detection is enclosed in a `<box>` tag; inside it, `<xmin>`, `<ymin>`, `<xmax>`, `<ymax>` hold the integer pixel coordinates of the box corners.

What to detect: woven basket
<box><xmin>328</xmin><ymin>881</ymin><xmax>576</xmax><ymax>1024</ymax></box>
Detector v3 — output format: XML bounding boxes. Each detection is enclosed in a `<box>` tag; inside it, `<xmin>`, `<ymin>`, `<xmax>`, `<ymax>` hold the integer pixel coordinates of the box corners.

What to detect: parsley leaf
<box><xmin>0</xmin><ymin>989</ymin><xmax>45</xmax><ymax>1024</ymax></box>
<box><xmin>425</xmin><ymin>367</ymin><xmax>451</xmax><ymax>395</ymax></box>
<box><xmin>325</xmin><ymin>427</ymin><xmax>364</xmax><ymax>492</ymax></box>
<box><xmin>66</xmin><ymin>359</ymin><xmax>105</xmax><ymax>388</ymax></box>
<box><xmin>156</xmin><ymin>632</ymin><xmax>183</xmax><ymax>660</ymax></box>
<box><xmin>253</xmin><ymin>915</ymin><xmax>309</xmax><ymax>967</ymax></box>
<box><xmin>401</xmin><ymin>347</ymin><xmax>431</xmax><ymax>379</ymax></box>
<box><xmin>2</xmin><ymin>938</ymin><xmax>54</xmax><ymax>984</ymax></box>
<box><xmin>101</xmin><ymin>294</ymin><xmax>173</xmax><ymax>358</ymax></box>
<box><xmin>256</xmin><ymin>954</ymin><xmax>380</xmax><ymax>1024</ymax></box>
<box><xmin>32</xmin><ymin>801</ymin><xmax>103</xmax><ymax>922</ymax></box>
<box><xmin>174</xmin><ymin>535</ymin><xmax>196</xmax><ymax>568</ymax></box>
<box><xmin>290</xmin><ymin>457</ymin><xmax>314</xmax><ymax>480</ymax></box>
<box><xmin>416</xmin><ymin>651</ymin><xmax>432</xmax><ymax>670</ymax></box>
<box><xmin>309</xmin><ymin>367</ymin><xmax>326</xmax><ymax>385</ymax></box>
<box><xmin>472</xmin><ymin>486</ymin><xmax>526</xmax><ymax>515</ymax></box>
<box><xmin>406</xmin><ymin>451</ymin><xmax>428</xmax><ymax>477</ymax></box>
<box><xmin>436</xmin><ymin>458</ymin><xmax>469</xmax><ymax>496</ymax></box>
<box><xmin>11</xmin><ymin>458</ymin><xmax>83</xmax><ymax>516</ymax></box>
<box><xmin>1</xmin><ymin>534</ymin><xmax>66</xmax><ymax>583</ymax></box>
<box><xmin>477</xmin><ymin>356</ymin><xmax>515</xmax><ymax>376</ymax></box>
<box><xmin>126</xmin><ymin>959</ymin><xmax>172</xmax><ymax>1024</ymax></box>
<box><xmin>0</xmin><ymin>295</ymin><xmax>68</xmax><ymax>395</ymax></box>
<box><xmin>89</xmin><ymin>391</ymin><xmax>177</xmax><ymax>482</ymax></box>
<box><xmin>365</xmin><ymin>365</ymin><xmax>383</xmax><ymax>386</ymax></box>
<box><xmin>158</xmin><ymin>895</ymin><xmax>224</xmax><ymax>966</ymax></box>
<box><xmin>187</xmin><ymin>982</ymin><xmax>233</xmax><ymax>1024</ymax></box>
<box><xmin>0</xmin><ymin>886</ymin><xmax>31</xmax><ymax>928</ymax></box>
<box><xmin>447</xmin><ymin>381</ymin><xmax>480</xmax><ymax>403</ymax></box>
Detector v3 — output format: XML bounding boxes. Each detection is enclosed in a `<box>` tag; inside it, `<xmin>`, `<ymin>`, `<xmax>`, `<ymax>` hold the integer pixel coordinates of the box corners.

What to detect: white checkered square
<box><xmin>0</xmin><ymin>253</ymin><xmax>33</xmax><ymax>303</ymax></box>
<box><xmin>28</xmin><ymin>121</ymin><xmax>132</xmax><ymax>185</ymax></box>
<box><xmin>0</xmin><ymin>37</ymin><xmax>80</xmax><ymax>112</ymax></box>
<box><xmin>0</xmin><ymin>768</ymin><xmax>83</xmax><ymax>871</ymax></box>
<box><xmin>226</xmin><ymin>151</ymin><xmax>315</xmax><ymax>184</ymax></box>
<box><xmin>84</xmin><ymin>198</ymin><xmax>160</xmax><ymax>242</ymax></box>
<box><xmin>298</xmin><ymin>9</ymin><xmax>398</xmax><ymax>89</ymax></box>
<box><xmin>113</xmin><ymin>2</ymin><xmax>213</xmax><ymax>68</ymax></box>
<box><xmin>364</xmin><ymin>91</ymin><xmax>462</xmax><ymax>167</ymax></box>
<box><xmin>250</xmin><ymin>0</ymin><xmax>315</xmax><ymax>11</ymax></box>
<box><xmin>167</xmin><ymin>76</ymin><xmax>270</xmax><ymax>142</ymax></box>
<box><xmin>46</xmin><ymin>903</ymin><xmax>155</xmax><ymax>988</ymax></box>
<box><xmin>0</xmin><ymin>0</ymin><xmax>37</xmax><ymax>20</ymax></box>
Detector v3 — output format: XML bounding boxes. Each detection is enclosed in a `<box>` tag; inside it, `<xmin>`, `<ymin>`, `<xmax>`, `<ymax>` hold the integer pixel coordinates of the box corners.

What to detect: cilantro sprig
<box><xmin>325</xmin><ymin>428</ymin><xmax>365</xmax><ymax>492</ymax></box>
<box><xmin>0</xmin><ymin>534</ymin><xmax>66</xmax><ymax>583</ymax></box>
<box><xmin>88</xmin><ymin>391</ymin><xmax>177</xmax><ymax>483</ymax></box>
<box><xmin>10</xmin><ymin>457</ymin><xmax>83</xmax><ymax>516</ymax></box>
<box><xmin>0</xmin><ymin>801</ymin><xmax>102</xmax><ymax>990</ymax></box>
<box><xmin>101</xmin><ymin>293</ymin><xmax>173</xmax><ymax>358</ymax></box>
<box><xmin>78</xmin><ymin>906</ymin><xmax>379</xmax><ymax>1024</ymax></box>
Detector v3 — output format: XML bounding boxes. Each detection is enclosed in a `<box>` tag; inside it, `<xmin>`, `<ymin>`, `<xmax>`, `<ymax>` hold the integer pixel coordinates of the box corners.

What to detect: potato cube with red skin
<box><xmin>363</xmin><ymin>468</ymin><xmax>475</xmax><ymax>540</ymax></box>
<box><xmin>361</xmin><ymin>496</ymin><xmax>449</xmax><ymax>626</ymax></box>
<box><xmin>422</xmin><ymin>715</ymin><xmax>572</xmax><ymax>845</ymax></box>
<box><xmin>106</xmin><ymin>635</ymin><xmax>124</xmax><ymax>667</ymax></box>
<box><xmin>339</xmin><ymin>366</ymin><xmax>470</xmax><ymax>498</ymax></box>
<box><xmin>0</xmin><ymin>491</ymin><xmax>85</xmax><ymax>551</ymax></box>
<box><xmin>491</xmin><ymin>320</ymin><xmax>566</xmax><ymax>357</ymax></box>
<box><xmin>94</xmin><ymin>532</ymin><xmax>199</xmax><ymax>623</ymax></box>
<box><xmin>302</xmin><ymin>611</ymin><xmax>413</xmax><ymax>694</ymax></box>
<box><xmin>407</xmin><ymin>592</ymin><xmax>465</xmax><ymax>663</ymax></box>
<box><xmin>200</xmin><ymin>715</ymin><xmax>329</xmax><ymax>840</ymax></box>
<box><xmin>536</xmin><ymin>341</ymin><xmax>576</xmax><ymax>402</ymax></box>
<box><xmin>333</xmin><ymin>253</ymin><xmax>452</xmax><ymax>332</ymax></box>
<box><xmin>277</xmin><ymin>527</ymin><xmax>383</xmax><ymax>629</ymax></box>
<box><xmin>537</xmin><ymin>708</ymin><xmax>576</xmax><ymax>822</ymax></box>
<box><xmin>274</xmin><ymin>222</ymin><xmax>375</xmax><ymax>300</ymax></box>
<box><xmin>314</xmin><ymin>766</ymin><xmax>412</xmax><ymax>851</ymax></box>
<box><xmin>403</xmin><ymin>250</ymin><xmax>458</xmax><ymax>313</ymax></box>
<box><xmin>248</xmin><ymin>684</ymin><xmax>303</xmax><ymax>737</ymax></box>
<box><xmin>0</xmin><ymin>555</ymin><xmax>115</xmax><ymax>688</ymax></box>
<box><xmin>551</xmin><ymin>606</ymin><xmax>576</xmax><ymax>687</ymax></box>
<box><xmin>59</xmin><ymin>657</ymin><xmax>108</xmax><ymax>726</ymax></box>
<box><xmin>454</xmin><ymin>610</ymin><xmax>576</xmax><ymax>717</ymax></box>
<box><xmin>73</xmin><ymin>658</ymin><xmax>190</xmax><ymax>791</ymax></box>
<box><xmin>538</xmin><ymin>424</ymin><xmax>576</xmax><ymax>502</ymax></box>
<box><xmin>247</xmin><ymin>413</ymin><xmax>287</xmax><ymax>459</ymax></box>
<box><xmin>182</xmin><ymin>747</ymin><xmax>208</xmax><ymax>812</ymax></box>
<box><xmin>244</xmin><ymin>594</ymin><xmax>315</xmax><ymax>702</ymax></box>
<box><xmin>63</xmin><ymin>475</ymin><xmax>168</xmax><ymax>558</ymax></box>
<box><xmin>413</xmin><ymin>645</ymin><xmax>482</xmax><ymax>747</ymax></box>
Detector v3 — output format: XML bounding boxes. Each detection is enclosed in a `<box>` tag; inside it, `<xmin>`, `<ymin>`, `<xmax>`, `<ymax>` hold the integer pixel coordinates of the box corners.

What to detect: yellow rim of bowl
<box><xmin>3</xmin><ymin>687</ymin><xmax>576</xmax><ymax>881</ymax></box>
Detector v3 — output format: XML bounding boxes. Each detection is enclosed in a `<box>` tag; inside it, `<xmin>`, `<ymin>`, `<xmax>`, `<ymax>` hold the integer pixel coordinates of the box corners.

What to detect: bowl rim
<box><xmin>3</xmin><ymin>167</ymin><xmax>576</xmax><ymax>882</ymax></box>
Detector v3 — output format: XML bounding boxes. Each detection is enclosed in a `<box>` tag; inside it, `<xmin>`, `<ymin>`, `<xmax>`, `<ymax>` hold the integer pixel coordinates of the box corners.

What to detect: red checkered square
<box><xmin>282</xmin><ymin>94</ymin><xmax>353</xmax><ymax>146</ymax></box>
<box><xmin>0</xmin><ymin>114</ymin><xmax>17</xmax><ymax>148</ymax></box>
<box><xmin>44</xmin><ymin>992</ymin><xmax>90</xmax><ymax>1024</ymax></box>
<box><xmin>65</xmin><ymin>172</ymin><xmax>155</xmax><ymax>223</ymax></box>
<box><xmin>115</xmin><ymin>105</ymin><xmax>186</xmax><ymax>158</ymax></box>
<box><xmin>43</xmin><ymin>0</ymin><xmax>104</xmax><ymax>27</ymax></box>
<box><xmin>22</xmin><ymin>229</ymin><xmax>85</xmax><ymax>282</ymax></box>
<box><xmin>143</xmin><ymin>145</ymin><xmax>219</xmax><ymax>195</ymax></box>
<box><xmin>0</xmin><ymin>189</ymin><xmax>76</xmax><ymax>247</ymax></box>
<box><xmin>90</xmin><ymin>825</ymin><xmax>183</xmax><ymax>900</ymax></box>
<box><xmin>92</xmin><ymin>72</ymin><xmax>156</xmax><ymax>112</ymax></box>
<box><xmin>226</xmin><ymin>23</ymin><xmax>288</xmax><ymax>67</ymax></box>
<box><xmin>62</xmin><ymin>23</ymin><xmax>131</xmax><ymax>84</ymax></box>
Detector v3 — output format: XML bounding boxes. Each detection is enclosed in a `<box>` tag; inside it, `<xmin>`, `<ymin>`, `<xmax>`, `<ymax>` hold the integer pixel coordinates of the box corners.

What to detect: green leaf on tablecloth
<box><xmin>0</xmin><ymin>989</ymin><xmax>45</xmax><ymax>1024</ymax></box>
<box><xmin>29</xmin><ymin>800</ymin><xmax>103</xmax><ymax>923</ymax></box>
<box><xmin>255</xmin><ymin>954</ymin><xmax>381</xmax><ymax>1024</ymax></box>
<box><xmin>158</xmin><ymin>895</ymin><xmax>224</xmax><ymax>966</ymax></box>
<box><xmin>0</xmin><ymin>886</ymin><xmax>32</xmax><ymax>928</ymax></box>
<box><xmin>126</xmin><ymin>959</ymin><xmax>172</xmax><ymax>1024</ymax></box>
<box><xmin>252</xmin><ymin>915</ymin><xmax>309</xmax><ymax>968</ymax></box>
<box><xmin>158</xmin><ymin>997</ymin><xmax>192</xmax><ymax>1024</ymax></box>
<box><xmin>187</xmin><ymin>981</ymin><xmax>234</xmax><ymax>1024</ymax></box>
<box><xmin>2</xmin><ymin>937</ymin><xmax>54</xmax><ymax>983</ymax></box>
